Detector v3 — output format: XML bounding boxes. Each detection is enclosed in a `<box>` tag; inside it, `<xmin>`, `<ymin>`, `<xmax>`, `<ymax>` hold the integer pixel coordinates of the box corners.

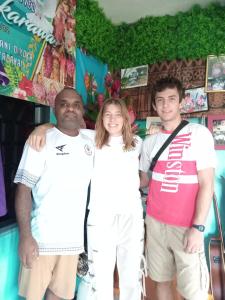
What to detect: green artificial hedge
<box><xmin>75</xmin><ymin>1</ymin><xmax>225</xmax><ymax>69</ymax></box>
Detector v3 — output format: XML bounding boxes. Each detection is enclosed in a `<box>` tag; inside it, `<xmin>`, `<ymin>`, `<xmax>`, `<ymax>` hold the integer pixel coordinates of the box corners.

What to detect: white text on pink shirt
<box><xmin>160</xmin><ymin>133</ymin><xmax>192</xmax><ymax>193</ymax></box>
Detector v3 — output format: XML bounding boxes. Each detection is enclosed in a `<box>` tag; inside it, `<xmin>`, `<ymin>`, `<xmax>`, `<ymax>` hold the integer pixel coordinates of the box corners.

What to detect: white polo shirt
<box><xmin>14</xmin><ymin>127</ymin><xmax>94</xmax><ymax>255</ymax></box>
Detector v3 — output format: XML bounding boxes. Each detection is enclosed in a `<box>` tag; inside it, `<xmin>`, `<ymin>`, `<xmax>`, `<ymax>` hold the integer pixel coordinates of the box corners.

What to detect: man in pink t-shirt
<box><xmin>140</xmin><ymin>77</ymin><xmax>216</xmax><ymax>300</ymax></box>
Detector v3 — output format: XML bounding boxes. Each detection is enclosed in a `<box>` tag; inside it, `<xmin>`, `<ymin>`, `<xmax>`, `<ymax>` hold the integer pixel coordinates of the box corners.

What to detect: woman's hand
<box><xmin>27</xmin><ymin>123</ymin><xmax>53</xmax><ymax>151</ymax></box>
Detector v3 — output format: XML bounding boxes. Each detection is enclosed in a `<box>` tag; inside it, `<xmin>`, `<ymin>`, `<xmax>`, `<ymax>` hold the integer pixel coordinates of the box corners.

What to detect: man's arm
<box><xmin>15</xmin><ymin>183</ymin><xmax>39</xmax><ymax>268</ymax></box>
<box><xmin>27</xmin><ymin>123</ymin><xmax>54</xmax><ymax>151</ymax></box>
<box><xmin>140</xmin><ymin>170</ymin><xmax>150</xmax><ymax>188</ymax></box>
<box><xmin>184</xmin><ymin>167</ymin><xmax>215</xmax><ymax>253</ymax></box>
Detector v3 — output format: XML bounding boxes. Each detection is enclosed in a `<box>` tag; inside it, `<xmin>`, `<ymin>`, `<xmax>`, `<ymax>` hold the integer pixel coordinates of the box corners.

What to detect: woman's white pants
<box><xmin>86</xmin><ymin>214</ymin><xmax>144</xmax><ymax>300</ymax></box>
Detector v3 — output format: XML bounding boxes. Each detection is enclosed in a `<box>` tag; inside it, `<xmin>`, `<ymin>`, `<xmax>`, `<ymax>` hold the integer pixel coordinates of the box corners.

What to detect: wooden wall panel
<box><xmin>121</xmin><ymin>59</ymin><xmax>225</xmax><ymax>119</ymax></box>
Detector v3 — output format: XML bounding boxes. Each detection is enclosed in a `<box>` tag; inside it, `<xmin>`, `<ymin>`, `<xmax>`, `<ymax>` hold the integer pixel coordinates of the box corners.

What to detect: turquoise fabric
<box><xmin>76</xmin><ymin>48</ymin><xmax>108</xmax><ymax>104</ymax></box>
<box><xmin>0</xmin><ymin>225</ymin><xmax>22</xmax><ymax>300</ymax></box>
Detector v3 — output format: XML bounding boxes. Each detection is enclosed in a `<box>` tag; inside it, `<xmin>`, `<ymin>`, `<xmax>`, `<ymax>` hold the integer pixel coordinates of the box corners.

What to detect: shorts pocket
<box><xmin>199</xmin><ymin>251</ymin><xmax>209</xmax><ymax>292</ymax></box>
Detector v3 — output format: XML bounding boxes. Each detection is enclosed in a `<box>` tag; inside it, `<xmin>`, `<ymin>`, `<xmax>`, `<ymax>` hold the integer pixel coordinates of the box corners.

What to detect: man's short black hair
<box><xmin>151</xmin><ymin>77</ymin><xmax>185</xmax><ymax>105</ymax></box>
<box><xmin>55</xmin><ymin>87</ymin><xmax>82</xmax><ymax>102</ymax></box>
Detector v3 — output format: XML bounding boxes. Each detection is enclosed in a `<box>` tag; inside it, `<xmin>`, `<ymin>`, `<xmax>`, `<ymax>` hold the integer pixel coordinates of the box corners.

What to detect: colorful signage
<box><xmin>0</xmin><ymin>0</ymin><xmax>76</xmax><ymax>106</ymax></box>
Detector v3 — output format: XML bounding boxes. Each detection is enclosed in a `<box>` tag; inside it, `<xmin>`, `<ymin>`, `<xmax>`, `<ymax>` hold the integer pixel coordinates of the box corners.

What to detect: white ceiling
<box><xmin>96</xmin><ymin>0</ymin><xmax>225</xmax><ymax>24</ymax></box>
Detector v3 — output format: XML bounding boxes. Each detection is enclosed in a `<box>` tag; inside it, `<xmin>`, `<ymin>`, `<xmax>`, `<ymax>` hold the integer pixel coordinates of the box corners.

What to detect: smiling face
<box><xmin>153</xmin><ymin>87</ymin><xmax>182</xmax><ymax>128</ymax></box>
<box><xmin>102</xmin><ymin>103</ymin><xmax>124</xmax><ymax>137</ymax></box>
<box><xmin>54</xmin><ymin>88</ymin><xmax>84</xmax><ymax>136</ymax></box>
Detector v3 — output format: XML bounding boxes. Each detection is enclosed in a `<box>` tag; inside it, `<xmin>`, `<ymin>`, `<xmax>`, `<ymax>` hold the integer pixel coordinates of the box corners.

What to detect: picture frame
<box><xmin>205</xmin><ymin>55</ymin><xmax>225</xmax><ymax>92</ymax></box>
<box><xmin>181</xmin><ymin>87</ymin><xmax>208</xmax><ymax>114</ymax></box>
<box><xmin>146</xmin><ymin>116</ymin><xmax>161</xmax><ymax>134</ymax></box>
<box><xmin>121</xmin><ymin>65</ymin><xmax>148</xmax><ymax>89</ymax></box>
<box><xmin>208</xmin><ymin>114</ymin><xmax>225</xmax><ymax>150</ymax></box>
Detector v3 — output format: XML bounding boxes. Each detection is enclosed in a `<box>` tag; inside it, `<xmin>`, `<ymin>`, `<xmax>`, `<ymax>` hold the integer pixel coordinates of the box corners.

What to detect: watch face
<box><xmin>193</xmin><ymin>224</ymin><xmax>205</xmax><ymax>232</ymax></box>
<box><xmin>198</xmin><ymin>225</ymin><xmax>205</xmax><ymax>232</ymax></box>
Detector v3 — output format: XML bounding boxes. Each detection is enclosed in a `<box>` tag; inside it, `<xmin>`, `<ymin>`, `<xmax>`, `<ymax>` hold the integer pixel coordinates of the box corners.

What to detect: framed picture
<box><xmin>208</xmin><ymin>114</ymin><xmax>225</xmax><ymax>150</ymax></box>
<box><xmin>121</xmin><ymin>65</ymin><xmax>148</xmax><ymax>89</ymax></box>
<box><xmin>205</xmin><ymin>55</ymin><xmax>225</xmax><ymax>92</ymax></box>
<box><xmin>181</xmin><ymin>87</ymin><xmax>208</xmax><ymax>114</ymax></box>
<box><xmin>146</xmin><ymin>116</ymin><xmax>161</xmax><ymax>134</ymax></box>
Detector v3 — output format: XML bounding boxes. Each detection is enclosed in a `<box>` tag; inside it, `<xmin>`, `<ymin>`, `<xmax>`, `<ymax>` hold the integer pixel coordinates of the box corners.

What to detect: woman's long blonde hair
<box><xmin>95</xmin><ymin>98</ymin><xmax>136</xmax><ymax>150</ymax></box>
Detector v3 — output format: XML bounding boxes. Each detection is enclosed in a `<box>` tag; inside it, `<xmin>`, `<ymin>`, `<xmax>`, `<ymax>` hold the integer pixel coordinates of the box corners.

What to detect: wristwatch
<box><xmin>192</xmin><ymin>224</ymin><xmax>205</xmax><ymax>232</ymax></box>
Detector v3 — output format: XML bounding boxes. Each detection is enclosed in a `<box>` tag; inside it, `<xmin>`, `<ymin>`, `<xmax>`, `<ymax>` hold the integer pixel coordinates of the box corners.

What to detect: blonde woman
<box><xmin>86</xmin><ymin>98</ymin><xmax>144</xmax><ymax>300</ymax></box>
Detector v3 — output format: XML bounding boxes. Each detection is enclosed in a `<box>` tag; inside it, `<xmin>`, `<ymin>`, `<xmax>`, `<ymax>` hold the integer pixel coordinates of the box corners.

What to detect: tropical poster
<box><xmin>0</xmin><ymin>0</ymin><xmax>76</xmax><ymax>106</ymax></box>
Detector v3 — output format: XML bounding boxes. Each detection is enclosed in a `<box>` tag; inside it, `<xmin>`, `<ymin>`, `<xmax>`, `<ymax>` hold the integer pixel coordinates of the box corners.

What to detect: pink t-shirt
<box><xmin>140</xmin><ymin>123</ymin><xmax>216</xmax><ymax>227</ymax></box>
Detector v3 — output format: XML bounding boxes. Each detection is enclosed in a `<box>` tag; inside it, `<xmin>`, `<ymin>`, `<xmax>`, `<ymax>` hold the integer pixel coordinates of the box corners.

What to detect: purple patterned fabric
<box><xmin>0</xmin><ymin>150</ymin><xmax>7</xmax><ymax>216</ymax></box>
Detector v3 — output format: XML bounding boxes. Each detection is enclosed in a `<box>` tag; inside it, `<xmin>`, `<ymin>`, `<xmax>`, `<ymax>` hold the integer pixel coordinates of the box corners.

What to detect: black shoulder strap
<box><xmin>150</xmin><ymin>120</ymin><xmax>189</xmax><ymax>171</ymax></box>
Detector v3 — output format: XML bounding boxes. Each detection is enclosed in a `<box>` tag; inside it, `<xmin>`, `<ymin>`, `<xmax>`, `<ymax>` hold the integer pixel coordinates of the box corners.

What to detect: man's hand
<box><xmin>147</xmin><ymin>124</ymin><xmax>161</xmax><ymax>135</ymax></box>
<box><xmin>183</xmin><ymin>227</ymin><xmax>204</xmax><ymax>253</ymax></box>
<box><xmin>19</xmin><ymin>235</ymin><xmax>39</xmax><ymax>268</ymax></box>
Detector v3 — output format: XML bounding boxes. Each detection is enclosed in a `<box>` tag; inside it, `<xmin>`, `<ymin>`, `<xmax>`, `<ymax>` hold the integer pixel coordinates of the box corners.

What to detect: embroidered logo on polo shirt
<box><xmin>56</xmin><ymin>144</ymin><xmax>66</xmax><ymax>152</ymax></box>
<box><xmin>84</xmin><ymin>144</ymin><xmax>92</xmax><ymax>155</ymax></box>
<box><xmin>55</xmin><ymin>144</ymin><xmax>69</xmax><ymax>155</ymax></box>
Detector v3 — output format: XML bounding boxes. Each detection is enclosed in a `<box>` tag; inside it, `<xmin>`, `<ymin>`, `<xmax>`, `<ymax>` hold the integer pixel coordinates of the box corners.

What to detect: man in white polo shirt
<box><xmin>14</xmin><ymin>88</ymin><xmax>94</xmax><ymax>300</ymax></box>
